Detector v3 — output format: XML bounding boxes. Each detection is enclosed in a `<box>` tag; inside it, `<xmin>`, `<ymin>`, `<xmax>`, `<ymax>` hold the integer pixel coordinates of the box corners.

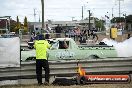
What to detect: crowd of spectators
<box><xmin>29</xmin><ymin>24</ymin><xmax>98</xmax><ymax>44</ymax></box>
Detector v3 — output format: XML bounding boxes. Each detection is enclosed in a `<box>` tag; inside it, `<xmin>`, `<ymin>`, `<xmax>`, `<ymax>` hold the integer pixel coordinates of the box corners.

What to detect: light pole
<box><xmin>82</xmin><ymin>6</ymin><xmax>84</xmax><ymax>20</ymax></box>
<box><xmin>117</xmin><ymin>0</ymin><xmax>124</xmax><ymax>21</ymax></box>
<box><xmin>86</xmin><ymin>10</ymin><xmax>90</xmax><ymax>40</ymax></box>
<box><xmin>120</xmin><ymin>11</ymin><xmax>127</xmax><ymax>30</ymax></box>
<box><xmin>123</xmin><ymin>13</ymin><xmax>126</xmax><ymax>30</ymax></box>
<box><xmin>81</xmin><ymin>3</ymin><xmax>88</xmax><ymax>20</ymax></box>
<box><xmin>34</xmin><ymin>8</ymin><xmax>37</xmax><ymax>22</ymax></box>
<box><xmin>41</xmin><ymin>0</ymin><xmax>44</xmax><ymax>29</ymax></box>
<box><xmin>88</xmin><ymin>10</ymin><xmax>90</xmax><ymax>32</ymax></box>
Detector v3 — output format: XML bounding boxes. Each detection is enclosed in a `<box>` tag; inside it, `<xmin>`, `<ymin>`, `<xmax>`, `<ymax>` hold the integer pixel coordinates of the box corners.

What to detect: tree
<box><xmin>110</xmin><ymin>15</ymin><xmax>132</xmax><ymax>30</ymax></box>
<box><xmin>10</xmin><ymin>20</ymin><xmax>17</xmax><ymax>32</ymax></box>
<box><xmin>16</xmin><ymin>16</ymin><xmax>20</xmax><ymax>29</ymax></box>
<box><xmin>126</xmin><ymin>15</ymin><xmax>132</xmax><ymax>23</ymax></box>
<box><xmin>125</xmin><ymin>15</ymin><xmax>132</xmax><ymax>31</ymax></box>
<box><xmin>111</xmin><ymin>17</ymin><xmax>125</xmax><ymax>23</ymax></box>
<box><xmin>24</xmin><ymin>16</ymin><xmax>28</xmax><ymax>33</ymax></box>
<box><xmin>95</xmin><ymin>18</ymin><xmax>105</xmax><ymax>31</ymax></box>
<box><xmin>10</xmin><ymin>16</ymin><xmax>21</xmax><ymax>33</ymax></box>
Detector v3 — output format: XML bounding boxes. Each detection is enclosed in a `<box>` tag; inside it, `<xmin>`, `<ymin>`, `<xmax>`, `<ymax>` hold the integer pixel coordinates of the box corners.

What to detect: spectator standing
<box><xmin>75</xmin><ymin>27</ymin><xmax>80</xmax><ymax>41</ymax></box>
<box><xmin>45</xmin><ymin>24</ymin><xmax>52</xmax><ymax>39</ymax></box>
<box><xmin>89</xmin><ymin>28</ymin><xmax>98</xmax><ymax>43</ymax></box>
<box><xmin>55</xmin><ymin>24</ymin><xmax>62</xmax><ymax>38</ymax></box>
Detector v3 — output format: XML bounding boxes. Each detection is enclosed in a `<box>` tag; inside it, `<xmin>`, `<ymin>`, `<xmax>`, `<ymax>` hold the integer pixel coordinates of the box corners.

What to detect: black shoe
<box><xmin>44</xmin><ymin>81</ymin><xmax>49</xmax><ymax>86</ymax></box>
<box><xmin>38</xmin><ymin>83</ymin><xmax>43</xmax><ymax>86</ymax></box>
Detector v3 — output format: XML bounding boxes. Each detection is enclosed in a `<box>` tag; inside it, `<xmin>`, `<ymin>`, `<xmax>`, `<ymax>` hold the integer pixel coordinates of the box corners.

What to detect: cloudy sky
<box><xmin>0</xmin><ymin>0</ymin><xmax>131</xmax><ymax>22</ymax></box>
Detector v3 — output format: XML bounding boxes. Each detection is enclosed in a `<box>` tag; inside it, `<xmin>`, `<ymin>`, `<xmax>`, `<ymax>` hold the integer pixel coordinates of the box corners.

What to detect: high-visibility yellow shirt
<box><xmin>34</xmin><ymin>40</ymin><xmax>51</xmax><ymax>60</ymax></box>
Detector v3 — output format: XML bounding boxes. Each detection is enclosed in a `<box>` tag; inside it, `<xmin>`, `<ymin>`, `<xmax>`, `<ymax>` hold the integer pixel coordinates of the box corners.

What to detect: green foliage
<box><xmin>126</xmin><ymin>15</ymin><xmax>132</xmax><ymax>23</ymax></box>
<box><xmin>111</xmin><ymin>15</ymin><xmax>132</xmax><ymax>23</ymax></box>
<box><xmin>110</xmin><ymin>15</ymin><xmax>132</xmax><ymax>30</ymax></box>
<box><xmin>23</xmin><ymin>16</ymin><xmax>28</xmax><ymax>34</ymax></box>
<box><xmin>95</xmin><ymin>18</ymin><xmax>105</xmax><ymax>31</ymax></box>
<box><xmin>24</xmin><ymin>16</ymin><xmax>28</xmax><ymax>28</ymax></box>
<box><xmin>10</xmin><ymin>22</ymin><xmax>17</xmax><ymax>32</ymax></box>
<box><xmin>23</xmin><ymin>16</ymin><xmax>28</xmax><ymax>33</ymax></box>
<box><xmin>16</xmin><ymin>16</ymin><xmax>20</xmax><ymax>29</ymax></box>
<box><xmin>10</xmin><ymin>20</ymin><xmax>20</xmax><ymax>33</ymax></box>
<box><xmin>111</xmin><ymin>17</ymin><xmax>125</xmax><ymax>23</ymax></box>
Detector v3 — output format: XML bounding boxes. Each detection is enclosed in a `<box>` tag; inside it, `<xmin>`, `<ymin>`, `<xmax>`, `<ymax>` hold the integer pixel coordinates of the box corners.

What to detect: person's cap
<box><xmin>37</xmin><ymin>34</ymin><xmax>45</xmax><ymax>40</ymax></box>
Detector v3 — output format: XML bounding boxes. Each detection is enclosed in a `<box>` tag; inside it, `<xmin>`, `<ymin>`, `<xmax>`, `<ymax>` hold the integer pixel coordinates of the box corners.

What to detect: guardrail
<box><xmin>0</xmin><ymin>57</ymin><xmax>132</xmax><ymax>81</ymax></box>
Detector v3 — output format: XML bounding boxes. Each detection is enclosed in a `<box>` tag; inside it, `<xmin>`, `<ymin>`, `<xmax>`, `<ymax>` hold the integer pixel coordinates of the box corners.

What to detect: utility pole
<box><xmin>41</xmin><ymin>0</ymin><xmax>44</xmax><ymax>29</ymax></box>
<box><xmin>119</xmin><ymin>0</ymin><xmax>120</xmax><ymax>18</ymax></box>
<box><xmin>82</xmin><ymin>6</ymin><xmax>84</xmax><ymax>20</ymax></box>
<box><xmin>39</xmin><ymin>14</ymin><xmax>40</xmax><ymax>22</ymax></box>
<box><xmin>112</xmin><ymin>8</ymin><xmax>114</xmax><ymax>19</ymax></box>
<box><xmin>118</xmin><ymin>0</ymin><xmax>124</xmax><ymax>18</ymax></box>
<box><xmin>123</xmin><ymin>13</ymin><xmax>126</xmax><ymax>30</ymax></box>
<box><xmin>88</xmin><ymin>10</ymin><xmax>90</xmax><ymax>35</ymax></box>
<box><xmin>34</xmin><ymin>8</ymin><xmax>36</xmax><ymax>22</ymax></box>
<box><xmin>117</xmin><ymin>0</ymin><xmax>123</xmax><ymax>29</ymax></box>
<box><xmin>86</xmin><ymin>10</ymin><xmax>90</xmax><ymax>40</ymax></box>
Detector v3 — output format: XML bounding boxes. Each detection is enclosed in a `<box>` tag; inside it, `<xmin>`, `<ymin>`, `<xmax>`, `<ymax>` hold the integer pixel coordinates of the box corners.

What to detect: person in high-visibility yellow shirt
<box><xmin>34</xmin><ymin>34</ymin><xmax>51</xmax><ymax>85</ymax></box>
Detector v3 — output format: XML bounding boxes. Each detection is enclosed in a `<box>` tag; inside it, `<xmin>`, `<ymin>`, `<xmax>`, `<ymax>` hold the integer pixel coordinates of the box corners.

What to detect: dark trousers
<box><xmin>36</xmin><ymin>59</ymin><xmax>50</xmax><ymax>84</ymax></box>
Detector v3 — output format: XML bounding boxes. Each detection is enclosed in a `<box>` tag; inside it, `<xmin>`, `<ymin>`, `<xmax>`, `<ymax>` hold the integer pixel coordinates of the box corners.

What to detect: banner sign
<box><xmin>85</xmin><ymin>75</ymin><xmax>130</xmax><ymax>83</ymax></box>
<box><xmin>0</xmin><ymin>37</ymin><xmax>20</xmax><ymax>68</ymax></box>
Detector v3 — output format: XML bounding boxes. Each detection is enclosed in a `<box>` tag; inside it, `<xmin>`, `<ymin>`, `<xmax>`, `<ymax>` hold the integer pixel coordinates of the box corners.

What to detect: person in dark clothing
<box><xmin>45</xmin><ymin>24</ymin><xmax>51</xmax><ymax>39</ymax></box>
<box><xmin>127</xmin><ymin>34</ymin><xmax>131</xmax><ymax>39</ymax></box>
<box><xmin>90</xmin><ymin>28</ymin><xmax>98</xmax><ymax>42</ymax></box>
<box><xmin>55</xmin><ymin>24</ymin><xmax>62</xmax><ymax>38</ymax></box>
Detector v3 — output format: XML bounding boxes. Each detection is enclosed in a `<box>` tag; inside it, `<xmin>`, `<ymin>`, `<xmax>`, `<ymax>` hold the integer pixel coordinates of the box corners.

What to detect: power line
<box><xmin>4</xmin><ymin>7</ymin><xmax>124</xmax><ymax>10</ymax></box>
<box><xmin>45</xmin><ymin>7</ymin><xmax>120</xmax><ymax>10</ymax></box>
